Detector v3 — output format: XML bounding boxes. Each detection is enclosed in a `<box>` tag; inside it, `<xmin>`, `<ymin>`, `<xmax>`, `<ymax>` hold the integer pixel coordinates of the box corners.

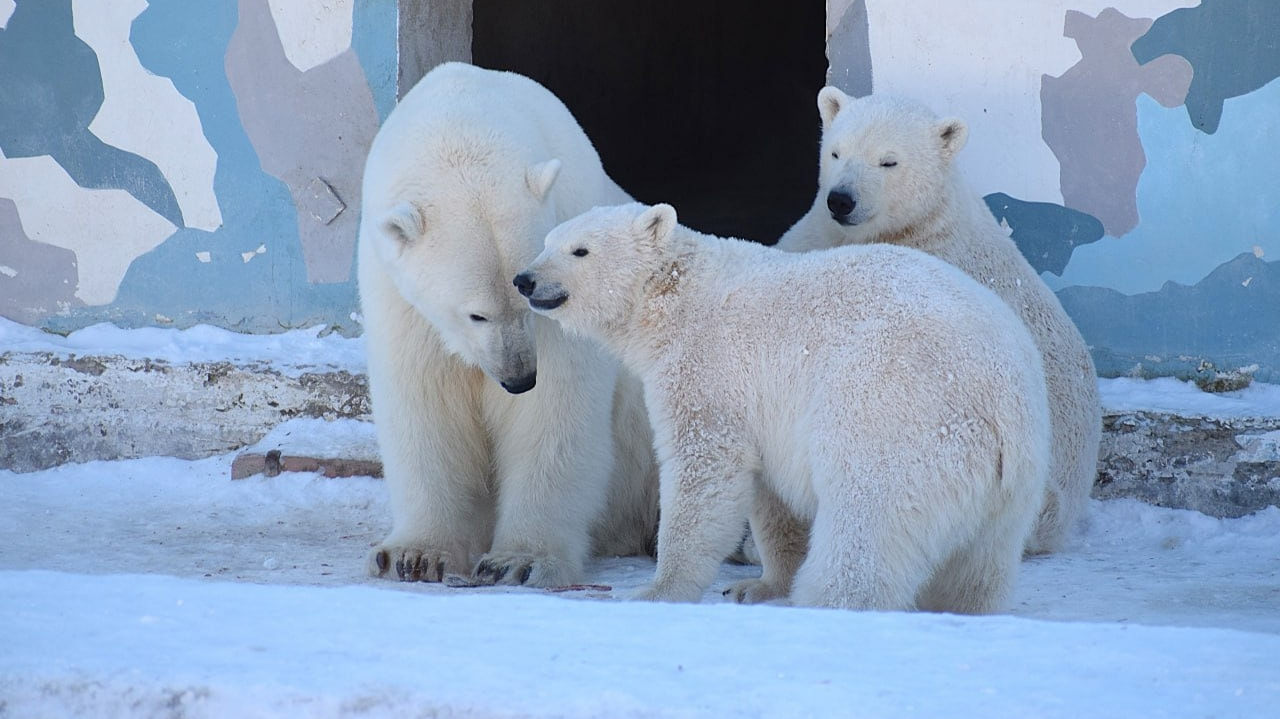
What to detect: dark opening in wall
<box><xmin>472</xmin><ymin>1</ymin><xmax>828</xmax><ymax>244</ymax></box>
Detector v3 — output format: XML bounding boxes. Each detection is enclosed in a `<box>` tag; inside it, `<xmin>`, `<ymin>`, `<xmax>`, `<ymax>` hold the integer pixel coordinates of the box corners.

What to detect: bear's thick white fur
<box><xmin>777</xmin><ymin>89</ymin><xmax>1101</xmax><ymax>554</ymax></box>
<box><xmin>517</xmin><ymin>203</ymin><xmax>1050</xmax><ymax>612</ymax></box>
<box><xmin>357</xmin><ymin>62</ymin><xmax>657</xmax><ymax>587</ymax></box>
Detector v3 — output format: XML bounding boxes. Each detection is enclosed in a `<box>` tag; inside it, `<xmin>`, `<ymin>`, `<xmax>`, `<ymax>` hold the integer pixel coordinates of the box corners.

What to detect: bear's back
<box><xmin>363</xmin><ymin>63</ymin><xmax>614</xmax><ymax>212</ymax></box>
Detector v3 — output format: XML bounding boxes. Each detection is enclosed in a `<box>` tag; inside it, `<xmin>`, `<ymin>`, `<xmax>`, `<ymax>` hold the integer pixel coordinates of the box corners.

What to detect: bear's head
<box><xmin>367</xmin><ymin>154</ymin><xmax>565</xmax><ymax>394</ymax></box>
<box><xmin>514</xmin><ymin>203</ymin><xmax>677</xmax><ymax>342</ymax></box>
<box><xmin>806</xmin><ymin>88</ymin><xmax>967</xmax><ymax>246</ymax></box>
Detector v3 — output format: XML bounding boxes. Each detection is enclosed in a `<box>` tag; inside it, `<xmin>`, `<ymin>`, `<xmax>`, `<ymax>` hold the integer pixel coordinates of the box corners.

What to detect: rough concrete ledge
<box><xmin>1096</xmin><ymin>412</ymin><xmax>1280</xmax><ymax>518</ymax></box>
<box><xmin>3</xmin><ymin>351</ymin><xmax>1278</xmax><ymax>519</ymax></box>
<box><xmin>0</xmin><ymin>352</ymin><xmax>368</xmax><ymax>473</ymax></box>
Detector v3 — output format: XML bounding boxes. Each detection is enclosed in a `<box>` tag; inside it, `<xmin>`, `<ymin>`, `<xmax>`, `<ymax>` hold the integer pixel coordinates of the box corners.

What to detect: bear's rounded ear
<box><xmin>380</xmin><ymin>201</ymin><xmax>424</xmax><ymax>244</ymax></box>
<box><xmin>634</xmin><ymin>203</ymin><xmax>678</xmax><ymax>246</ymax></box>
<box><xmin>938</xmin><ymin>118</ymin><xmax>969</xmax><ymax>162</ymax></box>
<box><xmin>817</xmin><ymin>86</ymin><xmax>849</xmax><ymax>129</ymax></box>
<box><xmin>526</xmin><ymin>159</ymin><xmax>562</xmax><ymax>202</ymax></box>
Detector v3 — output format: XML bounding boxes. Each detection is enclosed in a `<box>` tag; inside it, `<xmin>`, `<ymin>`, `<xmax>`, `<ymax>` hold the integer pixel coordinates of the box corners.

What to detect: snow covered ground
<box><xmin>3</xmin><ymin>321</ymin><xmax>1280</xmax><ymax>718</ymax></box>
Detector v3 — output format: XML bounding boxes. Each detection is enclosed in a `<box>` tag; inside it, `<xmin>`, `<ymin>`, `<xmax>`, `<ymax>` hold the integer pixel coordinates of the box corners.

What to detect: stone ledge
<box><xmin>4</xmin><ymin>351</ymin><xmax>1278</xmax><ymax>518</ymax></box>
<box><xmin>1</xmin><ymin>352</ymin><xmax>368</xmax><ymax>473</ymax></box>
<box><xmin>1096</xmin><ymin>411</ymin><xmax>1280</xmax><ymax>518</ymax></box>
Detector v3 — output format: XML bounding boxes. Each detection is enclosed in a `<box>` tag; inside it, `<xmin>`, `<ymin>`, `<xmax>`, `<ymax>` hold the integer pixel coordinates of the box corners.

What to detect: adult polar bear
<box><xmin>778</xmin><ymin>90</ymin><xmax>1101</xmax><ymax>555</ymax></box>
<box><xmin>358</xmin><ymin>63</ymin><xmax>657</xmax><ymax>586</ymax></box>
<box><xmin>515</xmin><ymin>203</ymin><xmax>1050</xmax><ymax>611</ymax></box>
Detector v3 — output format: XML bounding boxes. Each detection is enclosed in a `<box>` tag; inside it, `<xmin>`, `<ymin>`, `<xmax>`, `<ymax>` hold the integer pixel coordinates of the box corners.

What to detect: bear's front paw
<box><xmin>629</xmin><ymin>581</ymin><xmax>703</xmax><ymax>604</ymax></box>
<box><xmin>367</xmin><ymin>544</ymin><xmax>469</xmax><ymax>583</ymax></box>
<box><xmin>473</xmin><ymin>551</ymin><xmax>578</xmax><ymax>588</ymax></box>
<box><xmin>722</xmin><ymin>578</ymin><xmax>789</xmax><ymax>605</ymax></box>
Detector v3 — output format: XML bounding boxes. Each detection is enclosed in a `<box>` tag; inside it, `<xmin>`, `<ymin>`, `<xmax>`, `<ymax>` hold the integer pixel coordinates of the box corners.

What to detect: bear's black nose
<box><xmin>827</xmin><ymin>189</ymin><xmax>856</xmax><ymax>219</ymax></box>
<box><xmin>513</xmin><ymin>272</ymin><xmax>536</xmax><ymax>297</ymax></box>
<box><xmin>500</xmin><ymin>373</ymin><xmax>537</xmax><ymax>395</ymax></box>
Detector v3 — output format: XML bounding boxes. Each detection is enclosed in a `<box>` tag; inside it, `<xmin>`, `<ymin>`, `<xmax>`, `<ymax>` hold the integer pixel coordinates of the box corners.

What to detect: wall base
<box><xmin>4</xmin><ymin>352</ymin><xmax>1278</xmax><ymax>519</ymax></box>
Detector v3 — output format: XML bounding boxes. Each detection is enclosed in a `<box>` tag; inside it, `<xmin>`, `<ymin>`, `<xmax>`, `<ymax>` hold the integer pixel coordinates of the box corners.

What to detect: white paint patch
<box><xmin>241</xmin><ymin>245</ymin><xmax>266</xmax><ymax>264</ymax></box>
<box><xmin>860</xmin><ymin>0</ymin><xmax>1197</xmax><ymax>202</ymax></box>
<box><xmin>268</xmin><ymin>0</ymin><xmax>354</xmax><ymax>73</ymax></box>
<box><xmin>0</xmin><ymin>265</ymin><xmax>17</xmax><ymax>278</ymax></box>
<box><xmin>0</xmin><ymin>0</ymin><xmax>15</xmax><ymax>29</ymax></box>
<box><xmin>73</xmin><ymin>0</ymin><xmax>223</xmax><ymax>232</ymax></box>
<box><xmin>195</xmin><ymin>251</ymin><xmax>212</xmax><ymax>263</ymax></box>
<box><xmin>0</xmin><ymin>152</ymin><xmax>176</xmax><ymax>306</ymax></box>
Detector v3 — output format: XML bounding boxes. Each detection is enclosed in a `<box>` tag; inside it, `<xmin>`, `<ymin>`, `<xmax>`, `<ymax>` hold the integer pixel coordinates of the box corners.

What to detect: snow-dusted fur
<box><xmin>357</xmin><ymin>63</ymin><xmax>657</xmax><ymax>587</ymax></box>
<box><xmin>777</xmin><ymin>89</ymin><xmax>1101</xmax><ymax>554</ymax></box>
<box><xmin>516</xmin><ymin>203</ymin><xmax>1050</xmax><ymax>612</ymax></box>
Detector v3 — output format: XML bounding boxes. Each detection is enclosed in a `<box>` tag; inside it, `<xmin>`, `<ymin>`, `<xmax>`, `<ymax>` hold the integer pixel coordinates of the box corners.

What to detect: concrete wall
<box><xmin>2</xmin><ymin>0</ymin><xmax>1277</xmax><ymax>384</ymax></box>
<box><xmin>828</xmin><ymin>0</ymin><xmax>1280</xmax><ymax>383</ymax></box>
<box><xmin>0</xmin><ymin>0</ymin><xmax>397</xmax><ymax>334</ymax></box>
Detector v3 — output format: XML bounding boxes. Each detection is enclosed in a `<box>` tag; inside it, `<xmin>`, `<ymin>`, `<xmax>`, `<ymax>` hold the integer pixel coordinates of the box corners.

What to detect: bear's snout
<box><xmin>513</xmin><ymin>272</ymin><xmax>536</xmax><ymax>297</ymax></box>
<box><xmin>827</xmin><ymin>188</ymin><xmax>858</xmax><ymax>224</ymax></box>
<box><xmin>500</xmin><ymin>373</ymin><xmax>537</xmax><ymax>395</ymax></box>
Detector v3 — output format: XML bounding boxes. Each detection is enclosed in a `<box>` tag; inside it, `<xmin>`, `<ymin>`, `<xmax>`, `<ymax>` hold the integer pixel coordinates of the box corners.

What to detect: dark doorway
<box><xmin>472</xmin><ymin>1</ymin><xmax>828</xmax><ymax>244</ymax></box>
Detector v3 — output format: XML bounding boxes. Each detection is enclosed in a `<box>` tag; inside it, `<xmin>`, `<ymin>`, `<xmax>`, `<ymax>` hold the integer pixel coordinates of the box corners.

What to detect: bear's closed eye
<box><xmin>572</xmin><ymin>248</ymin><xmax>589</xmax><ymax>257</ymax></box>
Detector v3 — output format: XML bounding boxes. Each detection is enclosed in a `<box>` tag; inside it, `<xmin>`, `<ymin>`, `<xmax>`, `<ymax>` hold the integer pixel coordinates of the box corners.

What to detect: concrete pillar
<box><xmin>398</xmin><ymin>0</ymin><xmax>472</xmax><ymax>98</ymax></box>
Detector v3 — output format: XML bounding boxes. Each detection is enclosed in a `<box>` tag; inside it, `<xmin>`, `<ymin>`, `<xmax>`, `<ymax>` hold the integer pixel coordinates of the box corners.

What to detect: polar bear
<box><xmin>777</xmin><ymin>89</ymin><xmax>1101</xmax><ymax>554</ymax></box>
<box><xmin>515</xmin><ymin>203</ymin><xmax>1050</xmax><ymax>612</ymax></box>
<box><xmin>357</xmin><ymin>62</ymin><xmax>657</xmax><ymax>587</ymax></box>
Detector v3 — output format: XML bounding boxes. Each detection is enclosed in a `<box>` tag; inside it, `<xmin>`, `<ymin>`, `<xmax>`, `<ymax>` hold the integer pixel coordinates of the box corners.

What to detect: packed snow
<box><xmin>3</xmin><ymin>319</ymin><xmax>1280</xmax><ymax>717</ymax></box>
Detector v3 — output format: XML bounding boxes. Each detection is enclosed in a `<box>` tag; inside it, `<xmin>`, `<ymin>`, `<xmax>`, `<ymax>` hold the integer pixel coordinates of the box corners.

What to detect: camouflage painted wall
<box><xmin>828</xmin><ymin>0</ymin><xmax>1279</xmax><ymax>382</ymax></box>
<box><xmin>3</xmin><ymin>0</ymin><xmax>1277</xmax><ymax>384</ymax></box>
<box><xmin>0</xmin><ymin>0</ymin><xmax>396</xmax><ymax>334</ymax></box>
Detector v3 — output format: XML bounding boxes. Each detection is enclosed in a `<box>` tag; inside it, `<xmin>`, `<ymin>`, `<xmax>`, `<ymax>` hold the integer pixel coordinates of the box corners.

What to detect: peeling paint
<box><xmin>240</xmin><ymin>245</ymin><xmax>266</xmax><ymax>263</ymax></box>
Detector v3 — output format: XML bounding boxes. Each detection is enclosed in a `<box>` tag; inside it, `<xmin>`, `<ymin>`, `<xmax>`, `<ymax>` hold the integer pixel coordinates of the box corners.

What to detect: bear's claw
<box><xmin>367</xmin><ymin>544</ymin><xmax>458</xmax><ymax>583</ymax></box>
<box><xmin>475</xmin><ymin>559</ymin><xmax>510</xmax><ymax>584</ymax></box>
<box><xmin>471</xmin><ymin>551</ymin><xmax>575</xmax><ymax>588</ymax></box>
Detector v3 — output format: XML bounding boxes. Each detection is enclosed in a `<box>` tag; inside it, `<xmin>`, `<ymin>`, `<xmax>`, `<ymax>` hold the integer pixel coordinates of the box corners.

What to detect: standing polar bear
<box><xmin>778</xmin><ymin>89</ymin><xmax>1101</xmax><ymax>554</ymax></box>
<box><xmin>357</xmin><ymin>63</ymin><xmax>657</xmax><ymax>587</ymax></box>
<box><xmin>515</xmin><ymin>203</ymin><xmax>1050</xmax><ymax>612</ymax></box>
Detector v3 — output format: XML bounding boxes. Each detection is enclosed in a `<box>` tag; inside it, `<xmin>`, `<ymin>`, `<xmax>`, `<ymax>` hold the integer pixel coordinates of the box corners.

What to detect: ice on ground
<box><xmin>4</xmin><ymin>318</ymin><xmax>1280</xmax><ymax>717</ymax></box>
<box><xmin>2</xmin><ymin>452</ymin><xmax>1279</xmax><ymax>717</ymax></box>
<box><xmin>0</xmin><ymin>317</ymin><xmax>366</xmax><ymax>376</ymax></box>
<box><xmin>1099</xmin><ymin>376</ymin><xmax>1280</xmax><ymax>419</ymax></box>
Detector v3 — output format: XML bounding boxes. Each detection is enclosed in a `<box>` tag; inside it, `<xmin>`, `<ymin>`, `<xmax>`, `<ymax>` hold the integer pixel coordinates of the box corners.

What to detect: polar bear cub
<box><xmin>358</xmin><ymin>63</ymin><xmax>657</xmax><ymax>588</ymax></box>
<box><xmin>777</xmin><ymin>89</ymin><xmax>1101</xmax><ymax>554</ymax></box>
<box><xmin>515</xmin><ymin>203</ymin><xmax>1050</xmax><ymax>612</ymax></box>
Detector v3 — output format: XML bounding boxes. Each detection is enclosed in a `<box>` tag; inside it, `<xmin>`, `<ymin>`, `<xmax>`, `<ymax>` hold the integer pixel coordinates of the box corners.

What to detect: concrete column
<box><xmin>398</xmin><ymin>0</ymin><xmax>473</xmax><ymax>98</ymax></box>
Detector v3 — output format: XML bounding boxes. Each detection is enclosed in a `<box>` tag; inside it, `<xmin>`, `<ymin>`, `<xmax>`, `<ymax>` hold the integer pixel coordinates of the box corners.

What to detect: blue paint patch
<box><xmin>1132</xmin><ymin>0</ymin><xmax>1280</xmax><ymax>135</ymax></box>
<box><xmin>44</xmin><ymin>0</ymin><xmax>359</xmax><ymax>334</ymax></box>
<box><xmin>352</xmin><ymin>0</ymin><xmax>397</xmax><ymax>122</ymax></box>
<box><xmin>983</xmin><ymin>193</ymin><xmax>1104</xmax><ymax>276</ymax></box>
<box><xmin>1047</xmin><ymin>78</ymin><xmax>1280</xmax><ymax>295</ymax></box>
<box><xmin>0</xmin><ymin>0</ymin><xmax>183</xmax><ymax>227</ymax></box>
<box><xmin>1059</xmin><ymin>252</ymin><xmax>1280</xmax><ymax>383</ymax></box>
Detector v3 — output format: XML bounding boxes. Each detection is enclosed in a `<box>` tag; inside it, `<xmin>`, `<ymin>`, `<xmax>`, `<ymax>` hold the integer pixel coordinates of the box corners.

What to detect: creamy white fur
<box><xmin>357</xmin><ymin>63</ymin><xmax>657</xmax><ymax>587</ymax></box>
<box><xmin>520</xmin><ymin>203</ymin><xmax>1050</xmax><ymax>611</ymax></box>
<box><xmin>778</xmin><ymin>90</ymin><xmax>1101</xmax><ymax>554</ymax></box>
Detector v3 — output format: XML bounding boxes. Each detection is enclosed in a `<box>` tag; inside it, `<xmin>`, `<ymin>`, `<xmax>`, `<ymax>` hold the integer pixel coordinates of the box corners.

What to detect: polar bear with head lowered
<box><xmin>515</xmin><ymin>203</ymin><xmax>1050</xmax><ymax>611</ymax></box>
<box><xmin>777</xmin><ymin>90</ymin><xmax>1101</xmax><ymax>554</ymax></box>
<box><xmin>357</xmin><ymin>63</ymin><xmax>657</xmax><ymax>587</ymax></box>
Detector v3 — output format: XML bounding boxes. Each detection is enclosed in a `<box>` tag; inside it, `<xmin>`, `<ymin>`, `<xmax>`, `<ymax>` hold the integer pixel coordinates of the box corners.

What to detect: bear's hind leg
<box><xmin>916</xmin><ymin>508</ymin><xmax>1026</xmax><ymax>615</ymax></box>
<box><xmin>724</xmin><ymin>478</ymin><xmax>809</xmax><ymax>604</ymax></box>
<box><xmin>788</xmin><ymin>499</ymin><xmax>930</xmax><ymax>611</ymax></box>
